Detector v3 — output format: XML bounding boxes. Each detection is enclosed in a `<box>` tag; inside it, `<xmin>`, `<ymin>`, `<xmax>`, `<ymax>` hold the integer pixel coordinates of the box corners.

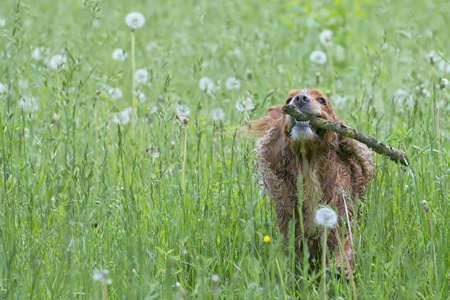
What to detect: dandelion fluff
<box><xmin>225</xmin><ymin>77</ymin><xmax>240</xmax><ymax>90</ymax></box>
<box><xmin>441</xmin><ymin>78</ymin><xmax>449</xmax><ymax>89</ymax></box>
<box><xmin>18</xmin><ymin>96</ymin><xmax>39</xmax><ymax>113</ymax></box>
<box><xmin>176</xmin><ymin>104</ymin><xmax>191</xmax><ymax>116</ymax></box>
<box><xmin>112</xmin><ymin>48</ymin><xmax>127</xmax><ymax>61</ymax></box>
<box><xmin>32</xmin><ymin>47</ymin><xmax>45</xmax><ymax>60</ymax></box>
<box><xmin>211</xmin><ymin>108</ymin><xmax>225</xmax><ymax>121</ymax></box>
<box><xmin>134</xmin><ymin>69</ymin><xmax>148</xmax><ymax>84</ymax></box>
<box><xmin>310</xmin><ymin>50</ymin><xmax>327</xmax><ymax>65</ymax></box>
<box><xmin>134</xmin><ymin>91</ymin><xmax>146</xmax><ymax>101</ymax></box>
<box><xmin>235</xmin><ymin>97</ymin><xmax>254</xmax><ymax>112</ymax></box>
<box><xmin>113</xmin><ymin>107</ymin><xmax>132</xmax><ymax>124</ymax></box>
<box><xmin>0</xmin><ymin>83</ymin><xmax>6</xmax><ymax>94</ymax></box>
<box><xmin>319</xmin><ymin>30</ymin><xmax>333</xmax><ymax>46</ymax></box>
<box><xmin>49</xmin><ymin>54</ymin><xmax>66</xmax><ymax>69</ymax></box>
<box><xmin>314</xmin><ymin>207</ymin><xmax>338</xmax><ymax>228</ymax></box>
<box><xmin>146</xmin><ymin>42</ymin><xmax>158</xmax><ymax>51</ymax></box>
<box><xmin>93</xmin><ymin>269</ymin><xmax>112</xmax><ymax>285</ymax></box>
<box><xmin>438</xmin><ymin>60</ymin><xmax>450</xmax><ymax>73</ymax></box>
<box><xmin>125</xmin><ymin>12</ymin><xmax>145</xmax><ymax>29</ymax></box>
<box><xmin>175</xmin><ymin>104</ymin><xmax>191</xmax><ymax>117</ymax></box>
<box><xmin>199</xmin><ymin>77</ymin><xmax>214</xmax><ymax>93</ymax></box>
<box><xmin>108</xmin><ymin>87</ymin><xmax>123</xmax><ymax>99</ymax></box>
<box><xmin>428</xmin><ymin>50</ymin><xmax>440</xmax><ymax>63</ymax></box>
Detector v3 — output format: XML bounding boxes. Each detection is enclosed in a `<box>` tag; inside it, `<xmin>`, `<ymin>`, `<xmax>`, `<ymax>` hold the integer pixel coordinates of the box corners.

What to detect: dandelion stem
<box><xmin>426</xmin><ymin>208</ymin><xmax>439</xmax><ymax>293</ymax></box>
<box><xmin>131</xmin><ymin>29</ymin><xmax>136</xmax><ymax>137</ymax></box>
<box><xmin>326</xmin><ymin>47</ymin><xmax>336</xmax><ymax>95</ymax></box>
<box><xmin>436</xmin><ymin>89</ymin><xmax>441</xmax><ymax>162</ymax></box>
<box><xmin>181</xmin><ymin>124</ymin><xmax>188</xmax><ymax>190</ymax></box>
<box><xmin>322</xmin><ymin>226</ymin><xmax>327</xmax><ymax>300</ymax></box>
<box><xmin>342</xmin><ymin>193</ymin><xmax>353</xmax><ymax>245</ymax></box>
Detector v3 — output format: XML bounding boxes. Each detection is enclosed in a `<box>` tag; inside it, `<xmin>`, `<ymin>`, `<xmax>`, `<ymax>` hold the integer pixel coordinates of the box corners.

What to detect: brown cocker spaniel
<box><xmin>250</xmin><ymin>89</ymin><xmax>375</xmax><ymax>276</ymax></box>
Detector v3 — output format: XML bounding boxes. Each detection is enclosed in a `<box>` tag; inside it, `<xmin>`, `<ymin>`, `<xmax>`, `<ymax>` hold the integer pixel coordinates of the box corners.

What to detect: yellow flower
<box><xmin>263</xmin><ymin>235</ymin><xmax>270</xmax><ymax>243</ymax></box>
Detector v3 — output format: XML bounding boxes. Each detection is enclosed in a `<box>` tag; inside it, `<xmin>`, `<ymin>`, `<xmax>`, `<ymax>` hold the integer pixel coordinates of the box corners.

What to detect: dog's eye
<box><xmin>286</xmin><ymin>97</ymin><xmax>293</xmax><ymax>104</ymax></box>
<box><xmin>317</xmin><ymin>98</ymin><xmax>326</xmax><ymax>105</ymax></box>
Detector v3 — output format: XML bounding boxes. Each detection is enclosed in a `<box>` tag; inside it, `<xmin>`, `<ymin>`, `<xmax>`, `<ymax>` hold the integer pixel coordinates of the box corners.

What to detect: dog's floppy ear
<box><xmin>265</xmin><ymin>105</ymin><xmax>283</xmax><ymax>119</ymax></box>
<box><xmin>248</xmin><ymin>105</ymin><xmax>283</xmax><ymax>136</ymax></box>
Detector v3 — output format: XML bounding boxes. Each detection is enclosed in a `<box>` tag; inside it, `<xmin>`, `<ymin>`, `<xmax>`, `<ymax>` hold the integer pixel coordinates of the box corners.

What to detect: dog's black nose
<box><xmin>292</xmin><ymin>94</ymin><xmax>311</xmax><ymax>105</ymax></box>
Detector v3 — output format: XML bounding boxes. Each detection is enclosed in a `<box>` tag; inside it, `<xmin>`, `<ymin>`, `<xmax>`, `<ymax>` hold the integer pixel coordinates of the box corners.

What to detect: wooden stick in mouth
<box><xmin>282</xmin><ymin>104</ymin><xmax>410</xmax><ymax>166</ymax></box>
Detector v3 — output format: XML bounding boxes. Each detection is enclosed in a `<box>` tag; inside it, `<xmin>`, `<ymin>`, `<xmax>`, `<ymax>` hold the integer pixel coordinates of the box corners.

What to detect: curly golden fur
<box><xmin>250</xmin><ymin>89</ymin><xmax>375</xmax><ymax>276</ymax></box>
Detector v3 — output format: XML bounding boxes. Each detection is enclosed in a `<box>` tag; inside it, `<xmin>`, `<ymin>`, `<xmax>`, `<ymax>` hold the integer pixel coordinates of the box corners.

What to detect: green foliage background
<box><xmin>0</xmin><ymin>0</ymin><xmax>449</xmax><ymax>298</ymax></box>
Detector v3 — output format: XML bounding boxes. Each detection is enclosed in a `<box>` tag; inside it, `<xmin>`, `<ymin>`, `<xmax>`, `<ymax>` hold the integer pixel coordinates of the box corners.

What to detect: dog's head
<box><xmin>250</xmin><ymin>88</ymin><xmax>374</xmax><ymax>182</ymax></box>
<box><xmin>283</xmin><ymin>89</ymin><xmax>338</xmax><ymax>144</ymax></box>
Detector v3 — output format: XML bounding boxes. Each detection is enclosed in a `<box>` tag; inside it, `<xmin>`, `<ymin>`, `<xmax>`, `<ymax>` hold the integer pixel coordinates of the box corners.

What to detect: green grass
<box><xmin>1</xmin><ymin>0</ymin><xmax>449</xmax><ymax>298</ymax></box>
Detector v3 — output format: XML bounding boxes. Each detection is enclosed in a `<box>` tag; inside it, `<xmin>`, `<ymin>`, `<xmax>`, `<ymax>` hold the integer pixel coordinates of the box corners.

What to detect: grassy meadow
<box><xmin>1</xmin><ymin>0</ymin><xmax>450</xmax><ymax>298</ymax></box>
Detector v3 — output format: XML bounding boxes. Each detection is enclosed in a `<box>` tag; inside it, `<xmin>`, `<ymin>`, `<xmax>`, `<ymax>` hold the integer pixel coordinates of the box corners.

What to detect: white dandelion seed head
<box><xmin>314</xmin><ymin>207</ymin><xmax>338</xmax><ymax>228</ymax></box>
<box><xmin>92</xmin><ymin>19</ymin><xmax>101</xmax><ymax>28</ymax></box>
<box><xmin>211</xmin><ymin>274</ymin><xmax>220</xmax><ymax>283</ymax></box>
<box><xmin>18</xmin><ymin>96</ymin><xmax>39</xmax><ymax>113</ymax></box>
<box><xmin>125</xmin><ymin>12</ymin><xmax>145</xmax><ymax>29</ymax></box>
<box><xmin>310</xmin><ymin>50</ymin><xmax>327</xmax><ymax>65</ymax></box>
<box><xmin>211</xmin><ymin>108</ymin><xmax>225</xmax><ymax>121</ymax></box>
<box><xmin>112</xmin><ymin>48</ymin><xmax>127</xmax><ymax>61</ymax></box>
<box><xmin>437</xmin><ymin>60</ymin><xmax>450</xmax><ymax>73</ymax></box>
<box><xmin>428</xmin><ymin>50</ymin><xmax>440</xmax><ymax>62</ymax></box>
<box><xmin>199</xmin><ymin>77</ymin><xmax>215</xmax><ymax>93</ymax></box>
<box><xmin>421</xmin><ymin>89</ymin><xmax>431</xmax><ymax>97</ymax></box>
<box><xmin>441</xmin><ymin>78</ymin><xmax>449</xmax><ymax>89</ymax></box>
<box><xmin>230</xmin><ymin>48</ymin><xmax>242</xmax><ymax>57</ymax></box>
<box><xmin>93</xmin><ymin>269</ymin><xmax>112</xmax><ymax>285</ymax></box>
<box><xmin>108</xmin><ymin>87</ymin><xmax>123</xmax><ymax>99</ymax></box>
<box><xmin>49</xmin><ymin>54</ymin><xmax>66</xmax><ymax>69</ymax></box>
<box><xmin>394</xmin><ymin>89</ymin><xmax>414</xmax><ymax>109</ymax></box>
<box><xmin>18</xmin><ymin>79</ymin><xmax>28</xmax><ymax>90</ymax></box>
<box><xmin>147</xmin><ymin>105</ymin><xmax>157</xmax><ymax>113</ymax></box>
<box><xmin>225</xmin><ymin>77</ymin><xmax>240</xmax><ymax>90</ymax></box>
<box><xmin>0</xmin><ymin>83</ymin><xmax>6</xmax><ymax>94</ymax></box>
<box><xmin>235</xmin><ymin>97</ymin><xmax>254</xmax><ymax>112</ymax></box>
<box><xmin>134</xmin><ymin>91</ymin><xmax>146</xmax><ymax>101</ymax></box>
<box><xmin>436</xmin><ymin>100</ymin><xmax>446</xmax><ymax>108</ymax></box>
<box><xmin>146</xmin><ymin>42</ymin><xmax>158</xmax><ymax>51</ymax></box>
<box><xmin>32</xmin><ymin>47</ymin><xmax>45</xmax><ymax>60</ymax></box>
<box><xmin>331</xmin><ymin>95</ymin><xmax>349</xmax><ymax>106</ymax></box>
<box><xmin>134</xmin><ymin>69</ymin><xmax>148</xmax><ymax>84</ymax></box>
<box><xmin>319</xmin><ymin>29</ymin><xmax>333</xmax><ymax>46</ymax></box>
<box><xmin>176</xmin><ymin>104</ymin><xmax>191</xmax><ymax>116</ymax></box>
<box><xmin>335</xmin><ymin>44</ymin><xmax>345</xmax><ymax>61</ymax></box>
<box><xmin>394</xmin><ymin>89</ymin><xmax>408</xmax><ymax>99</ymax></box>
<box><xmin>112</xmin><ymin>107</ymin><xmax>132</xmax><ymax>124</ymax></box>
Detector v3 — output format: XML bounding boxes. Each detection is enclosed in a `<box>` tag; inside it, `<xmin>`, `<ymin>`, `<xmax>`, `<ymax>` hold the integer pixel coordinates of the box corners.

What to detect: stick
<box><xmin>282</xmin><ymin>105</ymin><xmax>409</xmax><ymax>166</ymax></box>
